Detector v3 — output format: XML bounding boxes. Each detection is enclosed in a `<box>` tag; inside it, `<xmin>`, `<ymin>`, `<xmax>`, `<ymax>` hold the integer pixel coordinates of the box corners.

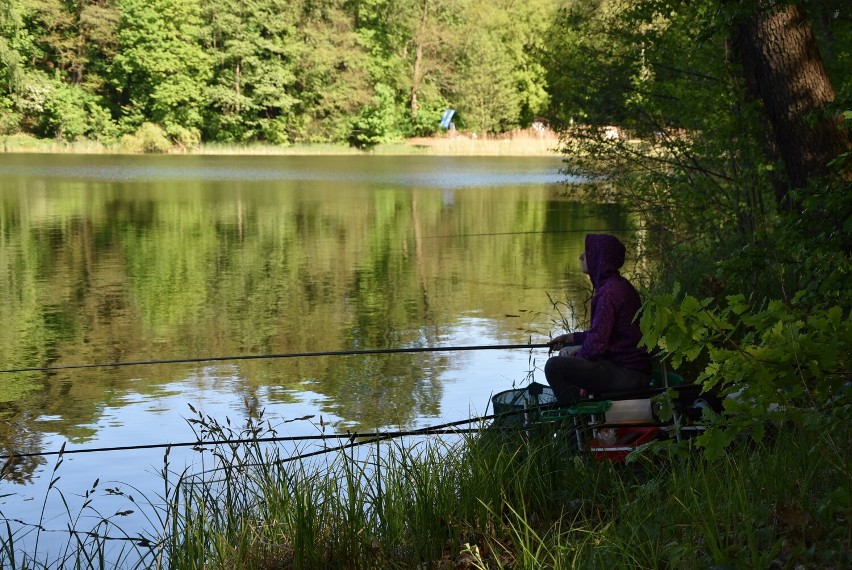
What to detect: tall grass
<box><xmin>159</xmin><ymin>409</ymin><xmax>849</xmax><ymax>569</ymax></box>
<box><xmin>0</xmin><ymin>443</ymin><xmax>162</xmax><ymax>569</ymax></box>
<box><xmin>379</xmin><ymin>132</ymin><xmax>559</xmax><ymax>156</ymax></box>
<box><xmin>1</xmin><ymin>132</ymin><xmax>559</xmax><ymax>157</ymax></box>
<box><xmin>1</xmin><ymin>408</ymin><xmax>847</xmax><ymax>568</ymax></box>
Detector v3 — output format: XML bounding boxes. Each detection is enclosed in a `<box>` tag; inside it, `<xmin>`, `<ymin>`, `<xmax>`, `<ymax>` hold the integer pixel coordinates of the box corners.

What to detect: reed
<box><xmin>157</xmin><ymin>411</ymin><xmax>848</xmax><ymax>569</ymax></box>
<box><xmin>375</xmin><ymin>132</ymin><xmax>560</xmax><ymax>156</ymax></box>
<box><xmin>0</xmin><ymin>443</ymin><xmax>161</xmax><ymax>569</ymax></box>
<box><xmin>0</xmin><ymin>132</ymin><xmax>560</xmax><ymax>157</ymax></box>
<box><xmin>1</xmin><ymin>408</ymin><xmax>847</xmax><ymax>569</ymax></box>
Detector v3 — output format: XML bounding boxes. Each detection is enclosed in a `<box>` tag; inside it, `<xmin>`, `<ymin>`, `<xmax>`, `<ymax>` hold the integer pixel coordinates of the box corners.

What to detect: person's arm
<box><xmin>547</xmin><ymin>332</ymin><xmax>575</xmax><ymax>352</ymax></box>
<box><xmin>574</xmin><ymin>293</ymin><xmax>617</xmax><ymax>360</ymax></box>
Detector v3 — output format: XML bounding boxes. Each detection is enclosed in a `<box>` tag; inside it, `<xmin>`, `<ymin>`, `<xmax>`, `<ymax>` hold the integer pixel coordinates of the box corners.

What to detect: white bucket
<box><xmin>604</xmin><ymin>398</ymin><xmax>653</xmax><ymax>422</ymax></box>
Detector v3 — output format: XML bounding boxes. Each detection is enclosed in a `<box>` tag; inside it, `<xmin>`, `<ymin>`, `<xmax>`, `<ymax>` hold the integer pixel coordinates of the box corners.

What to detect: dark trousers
<box><xmin>544</xmin><ymin>355</ymin><xmax>651</xmax><ymax>406</ymax></box>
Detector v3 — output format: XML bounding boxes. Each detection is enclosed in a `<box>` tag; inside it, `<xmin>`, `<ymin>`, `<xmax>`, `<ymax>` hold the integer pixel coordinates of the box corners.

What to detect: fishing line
<box><xmin>0</xmin><ymin>404</ymin><xmax>562</xmax><ymax>549</ymax></box>
<box><xmin>0</xmin><ymin>405</ymin><xmax>553</xmax><ymax>461</ymax></box>
<box><xmin>127</xmin><ymin>395</ymin><xmax>570</xmax><ymax>482</ymax></box>
<box><xmin>422</xmin><ymin>228</ymin><xmax>638</xmax><ymax>239</ymax></box>
<box><xmin>0</xmin><ymin>343</ymin><xmax>550</xmax><ymax>374</ymax></box>
<box><xmin>0</xmin><ymin>519</ymin><xmax>158</xmax><ymax>548</ymax></box>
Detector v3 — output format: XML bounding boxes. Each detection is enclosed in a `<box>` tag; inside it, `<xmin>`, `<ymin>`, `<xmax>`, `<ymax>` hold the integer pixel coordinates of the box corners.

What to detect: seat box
<box><xmin>587</xmin><ymin>426</ymin><xmax>660</xmax><ymax>462</ymax></box>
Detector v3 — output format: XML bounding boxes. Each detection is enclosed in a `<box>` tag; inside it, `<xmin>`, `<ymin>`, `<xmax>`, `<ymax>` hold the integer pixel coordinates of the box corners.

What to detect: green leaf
<box><xmin>652</xmin><ymin>388</ymin><xmax>677</xmax><ymax>422</ymax></box>
<box><xmin>680</xmin><ymin>295</ymin><xmax>700</xmax><ymax>314</ymax></box>
<box><xmin>684</xmin><ymin>343</ymin><xmax>704</xmax><ymax>362</ymax></box>
<box><xmin>727</xmin><ymin>294</ymin><xmax>749</xmax><ymax>315</ymax></box>
<box><xmin>695</xmin><ymin>427</ymin><xmax>734</xmax><ymax>459</ymax></box>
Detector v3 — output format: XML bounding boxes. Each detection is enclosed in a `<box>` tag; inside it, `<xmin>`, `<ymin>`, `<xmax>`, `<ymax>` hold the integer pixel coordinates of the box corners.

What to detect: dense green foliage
<box><xmin>641</xmin><ymin>288</ymin><xmax>850</xmax><ymax>458</ymax></box>
<box><xmin>546</xmin><ymin>0</ymin><xmax>850</xmax><ymax>455</ymax></box>
<box><xmin>0</xmin><ymin>0</ymin><xmax>561</xmax><ymax>147</ymax></box>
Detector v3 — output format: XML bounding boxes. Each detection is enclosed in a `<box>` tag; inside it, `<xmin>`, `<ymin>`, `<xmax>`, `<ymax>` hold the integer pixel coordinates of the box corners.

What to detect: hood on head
<box><xmin>584</xmin><ymin>234</ymin><xmax>625</xmax><ymax>287</ymax></box>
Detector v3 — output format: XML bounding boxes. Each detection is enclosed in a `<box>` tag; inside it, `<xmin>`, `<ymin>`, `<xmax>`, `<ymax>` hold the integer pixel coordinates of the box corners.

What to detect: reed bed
<box><xmin>1</xmin><ymin>407</ymin><xmax>847</xmax><ymax>569</ymax></box>
<box><xmin>386</xmin><ymin>132</ymin><xmax>560</xmax><ymax>156</ymax></box>
<box><xmin>160</xmin><ymin>410</ymin><xmax>850</xmax><ymax>569</ymax></box>
<box><xmin>0</xmin><ymin>132</ymin><xmax>560</xmax><ymax>157</ymax></box>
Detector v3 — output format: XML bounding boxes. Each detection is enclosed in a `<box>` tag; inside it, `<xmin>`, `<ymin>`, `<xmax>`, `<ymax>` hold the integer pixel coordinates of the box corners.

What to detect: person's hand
<box><xmin>558</xmin><ymin>345</ymin><xmax>581</xmax><ymax>357</ymax></box>
<box><xmin>548</xmin><ymin>333</ymin><xmax>575</xmax><ymax>353</ymax></box>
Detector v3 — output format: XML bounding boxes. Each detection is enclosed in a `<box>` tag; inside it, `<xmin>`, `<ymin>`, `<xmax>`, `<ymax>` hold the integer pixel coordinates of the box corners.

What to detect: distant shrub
<box><xmin>0</xmin><ymin>98</ymin><xmax>22</xmax><ymax>135</ymax></box>
<box><xmin>0</xmin><ymin>133</ymin><xmax>43</xmax><ymax>150</ymax></box>
<box><xmin>121</xmin><ymin>122</ymin><xmax>172</xmax><ymax>153</ymax></box>
<box><xmin>348</xmin><ymin>84</ymin><xmax>404</xmax><ymax>149</ymax></box>
<box><xmin>166</xmin><ymin>124</ymin><xmax>201</xmax><ymax>150</ymax></box>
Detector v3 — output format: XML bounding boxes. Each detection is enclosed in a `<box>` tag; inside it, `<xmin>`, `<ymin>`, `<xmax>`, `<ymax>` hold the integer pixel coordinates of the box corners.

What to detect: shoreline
<box><xmin>1</xmin><ymin>132</ymin><xmax>562</xmax><ymax>157</ymax></box>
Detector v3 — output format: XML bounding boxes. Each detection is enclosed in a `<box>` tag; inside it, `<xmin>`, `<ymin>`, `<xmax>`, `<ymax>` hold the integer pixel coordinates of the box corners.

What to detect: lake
<box><xmin>0</xmin><ymin>153</ymin><xmax>635</xmax><ymax>560</ymax></box>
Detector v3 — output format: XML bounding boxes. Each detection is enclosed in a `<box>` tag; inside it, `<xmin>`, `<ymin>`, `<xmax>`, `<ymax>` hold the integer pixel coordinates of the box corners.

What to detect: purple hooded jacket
<box><xmin>572</xmin><ymin>234</ymin><xmax>651</xmax><ymax>372</ymax></box>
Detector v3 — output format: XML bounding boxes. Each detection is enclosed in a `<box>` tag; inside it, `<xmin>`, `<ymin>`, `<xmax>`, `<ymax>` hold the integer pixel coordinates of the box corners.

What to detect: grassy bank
<box><xmin>159</xmin><ymin>413</ymin><xmax>849</xmax><ymax>569</ymax></box>
<box><xmin>0</xmin><ymin>131</ymin><xmax>560</xmax><ymax>157</ymax></box>
<box><xmin>6</xmin><ymin>407</ymin><xmax>845</xmax><ymax>569</ymax></box>
<box><xmin>161</xmin><ymin>413</ymin><xmax>852</xmax><ymax>570</ymax></box>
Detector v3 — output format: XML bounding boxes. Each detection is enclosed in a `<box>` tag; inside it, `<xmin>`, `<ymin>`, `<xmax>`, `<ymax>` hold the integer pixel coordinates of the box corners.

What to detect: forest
<box><xmin>1</xmin><ymin>0</ymin><xmax>563</xmax><ymax>148</ymax></box>
<box><xmin>1</xmin><ymin>1</ymin><xmax>849</xmax><ymax>156</ymax></box>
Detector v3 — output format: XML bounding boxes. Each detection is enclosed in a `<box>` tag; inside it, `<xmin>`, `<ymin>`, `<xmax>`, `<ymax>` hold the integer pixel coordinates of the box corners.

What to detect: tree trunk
<box><xmin>411</xmin><ymin>42</ymin><xmax>422</xmax><ymax>118</ymax></box>
<box><xmin>410</xmin><ymin>0</ymin><xmax>430</xmax><ymax>120</ymax></box>
<box><xmin>733</xmin><ymin>3</ymin><xmax>851</xmax><ymax>207</ymax></box>
<box><xmin>235</xmin><ymin>60</ymin><xmax>241</xmax><ymax>114</ymax></box>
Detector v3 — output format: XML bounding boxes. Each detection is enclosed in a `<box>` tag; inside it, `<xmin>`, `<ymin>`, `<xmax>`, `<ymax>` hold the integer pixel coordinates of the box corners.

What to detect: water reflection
<box><xmin>0</xmin><ymin>155</ymin><xmax>633</xmax><ymax>489</ymax></box>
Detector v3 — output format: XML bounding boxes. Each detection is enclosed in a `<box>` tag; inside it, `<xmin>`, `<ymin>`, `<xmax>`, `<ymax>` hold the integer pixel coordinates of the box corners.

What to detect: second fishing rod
<box><xmin>0</xmin><ymin>342</ymin><xmax>553</xmax><ymax>375</ymax></box>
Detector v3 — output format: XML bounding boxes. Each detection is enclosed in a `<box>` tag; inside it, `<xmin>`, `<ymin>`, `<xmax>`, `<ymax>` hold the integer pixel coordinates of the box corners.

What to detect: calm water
<box><xmin>0</xmin><ymin>153</ymin><xmax>634</xmax><ymax>559</ymax></box>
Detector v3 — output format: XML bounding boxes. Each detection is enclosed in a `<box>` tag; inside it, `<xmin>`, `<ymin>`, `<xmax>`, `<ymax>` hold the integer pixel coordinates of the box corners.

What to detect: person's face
<box><xmin>579</xmin><ymin>251</ymin><xmax>588</xmax><ymax>274</ymax></box>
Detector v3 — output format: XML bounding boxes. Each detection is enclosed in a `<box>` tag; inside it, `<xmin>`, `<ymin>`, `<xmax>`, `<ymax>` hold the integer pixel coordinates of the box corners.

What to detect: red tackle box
<box><xmin>587</xmin><ymin>426</ymin><xmax>660</xmax><ymax>462</ymax></box>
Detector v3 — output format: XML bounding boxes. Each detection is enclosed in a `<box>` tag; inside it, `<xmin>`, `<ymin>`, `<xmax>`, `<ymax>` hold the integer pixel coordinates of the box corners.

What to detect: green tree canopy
<box><xmin>111</xmin><ymin>0</ymin><xmax>211</xmax><ymax>142</ymax></box>
<box><xmin>0</xmin><ymin>0</ymin><xmax>563</xmax><ymax>144</ymax></box>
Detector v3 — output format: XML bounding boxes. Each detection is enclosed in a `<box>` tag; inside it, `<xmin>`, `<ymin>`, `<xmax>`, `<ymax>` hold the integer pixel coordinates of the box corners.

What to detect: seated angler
<box><xmin>545</xmin><ymin>234</ymin><xmax>651</xmax><ymax>405</ymax></box>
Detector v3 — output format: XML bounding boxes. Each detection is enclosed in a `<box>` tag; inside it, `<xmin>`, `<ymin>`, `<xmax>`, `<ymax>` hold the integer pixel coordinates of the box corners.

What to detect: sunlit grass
<box><xmin>0</xmin><ymin>132</ymin><xmax>560</xmax><ymax>157</ymax></box>
<box><xmin>376</xmin><ymin>132</ymin><xmax>560</xmax><ymax>156</ymax></box>
<box><xmin>0</xmin><ymin>134</ymin><xmax>120</xmax><ymax>154</ymax></box>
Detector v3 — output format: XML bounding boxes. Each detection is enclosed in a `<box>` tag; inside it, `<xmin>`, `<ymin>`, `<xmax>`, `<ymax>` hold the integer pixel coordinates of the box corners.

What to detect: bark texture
<box><xmin>734</xmin><ymin>3</ymin><xmax>851</xmax><ymax>200</ymax></box>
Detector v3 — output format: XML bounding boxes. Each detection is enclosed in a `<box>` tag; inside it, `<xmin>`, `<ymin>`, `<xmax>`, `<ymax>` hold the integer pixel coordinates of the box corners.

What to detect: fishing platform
<box><xmin>489</xmin><ymin>367</ymin><xmax>722</xmax><ymax>462</ymax></box>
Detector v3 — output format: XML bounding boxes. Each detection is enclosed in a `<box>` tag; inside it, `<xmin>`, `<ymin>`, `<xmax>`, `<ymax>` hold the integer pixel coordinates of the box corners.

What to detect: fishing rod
<box><xmin>422</xmin><ymin>228</ymin><xmax>638</xmax><ymax>239</ymax></box>
<box><xmin>0</xmin><ymin>427</ymin><xmax>479</xmax><ymax>461</ymax></box>
<box><xmin>0</xmin><ymin>343</ymin><xmax>550</xmax><ymax>374</ymax></box>
<box><xmin>0</xmin><ymin>405</ymin><xmax>555</xmax><ymax>461</ymax></box>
